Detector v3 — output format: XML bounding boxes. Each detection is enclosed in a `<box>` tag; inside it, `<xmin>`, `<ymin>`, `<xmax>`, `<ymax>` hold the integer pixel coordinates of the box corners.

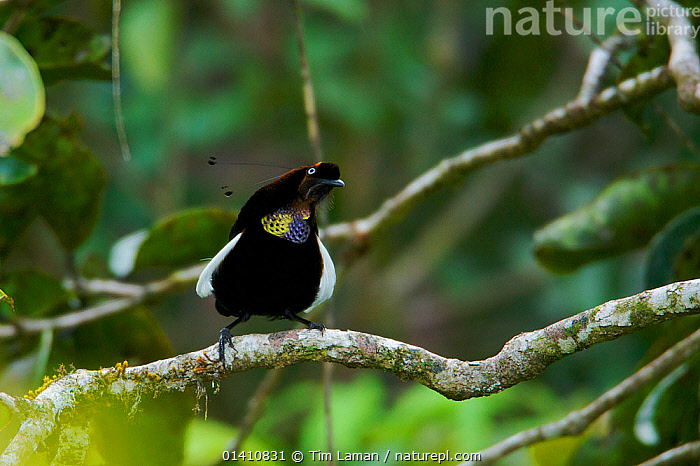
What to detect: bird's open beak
<box><xmin>319</xmin><ymin>179</ymin><xmax>345</xmax><ymax>188</ymax></box>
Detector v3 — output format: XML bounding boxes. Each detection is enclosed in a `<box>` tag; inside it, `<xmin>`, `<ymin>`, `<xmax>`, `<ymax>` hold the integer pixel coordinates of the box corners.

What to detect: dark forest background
<box><xmin>2</xmin><ymin>0</ymin><xmax>700</xmax><ymax>464</ymax></box>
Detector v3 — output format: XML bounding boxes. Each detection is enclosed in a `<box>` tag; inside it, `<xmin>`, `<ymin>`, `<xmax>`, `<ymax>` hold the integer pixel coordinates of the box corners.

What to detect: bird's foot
<box><xmin>219</xmin><ymin>327</ymin><xmax>235</xmax><ymax>366</ymax></box>
<box><xmin>308</xmin><ymin>322</ymin><xmax>326</xmax><ymax>334</ymax></box>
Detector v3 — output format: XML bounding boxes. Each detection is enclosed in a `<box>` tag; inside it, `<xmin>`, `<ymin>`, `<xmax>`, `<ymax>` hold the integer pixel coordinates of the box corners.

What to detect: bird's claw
<box><xmin>219</xmin><ymin>327</ymin><xmax>235</xmax><ymax>366</ymax></box>
<box><xmin>308</xmin><ymin>322</ymin><xmax>326</xmax><ymax>334</ymax></box>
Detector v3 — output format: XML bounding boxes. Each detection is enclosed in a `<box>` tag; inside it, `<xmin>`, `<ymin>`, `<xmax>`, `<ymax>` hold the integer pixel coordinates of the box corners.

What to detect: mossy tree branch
<box><xmin>466</xmin><ymin>323</ymin><xmax>700</xmax><ymax>464</ymax></box>
<box><xmin>2</xmin><ymin>278</ymin><xmax>700</xmax><ymax>465</ymax></box>
<box><xmin>645</xmin><ymin>0</ymin><xmax>700</xmax><ymax>113</ymax></box>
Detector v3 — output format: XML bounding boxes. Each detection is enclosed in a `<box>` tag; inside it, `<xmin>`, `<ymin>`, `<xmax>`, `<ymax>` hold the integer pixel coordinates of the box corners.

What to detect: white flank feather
<box><xmin>196</xmin><ymin>232</ymin><xmax>242</xmax><ymax>298</ymax></box>
<box><xmin>306</xmin><ymin>236</ymin><xmax>336</xmax><ymax>312</ymax></box>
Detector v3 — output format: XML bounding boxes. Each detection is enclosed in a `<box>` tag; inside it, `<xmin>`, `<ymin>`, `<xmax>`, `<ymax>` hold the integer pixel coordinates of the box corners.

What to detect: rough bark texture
<box><xmin>2</xmin><ymin>278</ymin><xmax>700</xmax><ymax>465</ymax></box>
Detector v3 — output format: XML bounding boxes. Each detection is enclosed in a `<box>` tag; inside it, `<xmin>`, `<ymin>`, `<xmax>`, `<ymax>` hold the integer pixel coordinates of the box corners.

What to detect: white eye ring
<box><xmin>308</xmin><ymin>167</ymin><xmax>316</xmax><ymax>175</ymax></box>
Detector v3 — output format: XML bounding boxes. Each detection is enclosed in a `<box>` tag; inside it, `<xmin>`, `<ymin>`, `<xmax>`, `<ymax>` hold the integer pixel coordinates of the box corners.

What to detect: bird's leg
<box><xmin>283</xmin><ymin>309</ymin><xmax>325</xmax><ymax>333</ymax></box>
<box><xmin>219</xmin><ymin>313</ymin><xmax>250</xmax><ymax>365</ymax></box>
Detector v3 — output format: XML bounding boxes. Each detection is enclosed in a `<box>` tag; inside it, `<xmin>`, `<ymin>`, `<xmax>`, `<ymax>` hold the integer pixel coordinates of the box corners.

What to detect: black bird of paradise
<box><xmin>197</xmin><ymin>162</ymin><xmax>344</xmax><ymax>364</ymax></box>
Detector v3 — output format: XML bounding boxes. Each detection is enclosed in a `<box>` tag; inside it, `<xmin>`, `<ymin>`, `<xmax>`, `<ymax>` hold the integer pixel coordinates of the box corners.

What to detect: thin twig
<box><xmin>0</xmin><ymin>393</ymin><xmax>29</xmax><ymax>414</ymax></box>
<box><xmin>289</xmin><ymin>0</ymin><xmax>323</xmax><ymax>161</ymax></box>
<box><xmin>112</xmin><ymin>0</ymin><xmax>132</xmax><ymax>161</ymax></box>
<box><xmin>645</xmin><ymin>0</ymin><xmax>700</xmax><ymax>113</ymax></box>
<box><xmin>0</xmin><ymin>265</ymin><xmax>203</xmax><ymax>339</ymax></box>
<box><xmin>465</xmin><ymin>326</ymin><xmax>700</xmax><ymax>464</ymax></box>
<box><xmin>637</xmin><ymin>441</ymin><xmax>700</xmax><ymax>466</ymax></box>
<box><xmin>560</xmin><ymin>3</ymin><xmax>697</xmax><ymax>151</ymax></box>
<box><xmin>577</xmin><ymin>36</ymin><xmax>631</xmax><ymax>102</ymax></box>
<box><xmin>65</xmin><ymin>277</ymin><xmax>149</xmax><ymax>297</ymax></box>
<box><xmin>651</xmin><ymin>101</ymin><xmax>700</xmax><ymax>156</ymax></box>
<box><xmin>64</xmin><ymin>253</ymin><xmax>84</xmax><ymax>307</ymax></box>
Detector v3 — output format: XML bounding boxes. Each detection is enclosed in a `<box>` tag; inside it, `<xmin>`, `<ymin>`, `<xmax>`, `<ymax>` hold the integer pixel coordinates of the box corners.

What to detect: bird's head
<box><xmin>298</xmin><ymin>162</ymin><xmax>345</xmax><ymax>202</ymax></box>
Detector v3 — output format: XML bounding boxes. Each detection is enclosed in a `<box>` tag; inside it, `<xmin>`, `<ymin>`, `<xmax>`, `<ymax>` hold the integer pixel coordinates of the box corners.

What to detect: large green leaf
<box><xmin>135</xmin><ymin>208</ymin><xmax>237</xmax><ymax>271</ymax></box>
<box><xmin>0</xmin><ymin>31</ymin><xmax>45</xmax><ymax>154</ymax></box>
<box><xmin>14</xmin><ymin>16</ymin><xmax>111</xmax><ymax>85</ymax></box>
<box><xmin>0</xmin><ymin>181</ymin><xmax>36</xmax><ymax>262</ymax></box>
<box><xmin>183</xmin><ymin>419</ymin><xmax>238</xmax><ymax>466</ymax></box>
<box><xmin>110</xmin><ymin>208</ymin><xmax>237</xmax><ymax>277</ymax></box>
<box><xmin>0</xmin><ymin>269</ymin><xmax>69</xmax><ymax>318</ymax></box>
<box><xmin>534</xmin><ymin>165</ymin><xmax>700</xmax><ymax>273</ymax></box>
<box><xmin>645</xmin><ymin>207</ymin><xmax>700</xmax><ymax>288</ymax></box>
<box><xmin>10</xmin><ymin>115</ymin><xmax>107</xmax><ymax>251</ymax></box>
<box><xmin>0</xmin><ymin>0</ymin><xmax>70</xmax><ymax>22</ymax></box>
<box><xmin>618</xmin><ymin>32</ymin><xmax>670</xmax><ymax>138</ymax></box>
<box><xmin>0</xmin><ymin>155</ymin><xmax>37</xmax><ymax>186</ymax></box>
<box><xmin>0</xmin><ymin>158</ymin><xmax>38</xmax><ymax>261</ymax></box>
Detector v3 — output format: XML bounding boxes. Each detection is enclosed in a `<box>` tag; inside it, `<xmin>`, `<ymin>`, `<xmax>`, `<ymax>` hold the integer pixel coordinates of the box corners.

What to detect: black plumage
<box><xmin>196</xmin><ymin>162</ymin><xmax>344</xmax><ymax>363</ymax></box>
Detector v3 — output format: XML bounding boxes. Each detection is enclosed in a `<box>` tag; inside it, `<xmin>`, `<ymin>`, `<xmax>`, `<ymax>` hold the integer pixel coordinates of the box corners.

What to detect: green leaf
<box><xmin>528</xmin><ymin>435</ymin><xmax>584</xmax><ymax>466</ymax></box>
<box><xmin>0</xmin><ymin>184</ymin><xmax>36</xmax><ymax>262</ymax></box>
<box><xmin>0</xmin><ymin>31</ymin><xmax>45</xmax><ymax>154</ymax></box>
<box><xmin>645</xmin><ymin>207</ymin><xmax>700</xmax><ymax>288</ymax></box>
<box><xmin>633</xmin><ymin>364</ymin><xmax>690</xmax><ymax>447</ymax></box>
<box><xmin>183</xmin><ymin>419</ymin><xmax>237</xmax><ymax>466</ymax></box>
<box><xmin>0</xmin><ymin>0</ymin><xmax>70</xmax><ymax>21</ymax></box>
<box><xmin>619</xmin><ymin>32</ymin><xmax>670</xmax><ymax>138</ymax></box>
<box><xmin>126</xmin><ymin>208</ymin><xmax>236</xmax><ymax>274</ymax></box>
<box><xmin>302</xmin><ymin>0</ymin><xmax>369</xmax><ymax>22</ymax></box>
<box><xmin>109</xmin><ymin>230</ymin><xmax>148</xmax><ymax>278</ymax></box>
<box><xmin>14</xmin><ymin>17</ymin><xmax>111</xmax><ymax>85</ymax></box>
<box><xmin>299</xmin><ymin>375</ymin><xmax>385</xmax><ymax>452</ymax></box>
<box><xmin>534</xmin><ymin>165</ymin><xmax>700</xmax><ymax>273</ymax></box>
<box><xmin>619</xmin><ymin>31</ymin><xmax>670</xmax><ymax>82</ymax></box>
<box><xmin>0</xmin><ymin>288</ymin><xmax>15</xmax><ymax>314</ymax></box>
<box><xmin>11</xmin><ymin>115</ymin><xmax>107</xmax><ymax>251</ymax></box>
<box><xmin>0</xmin><ymin>155</ymin><xmax>37</xmax><ymax>186</ymax></box>
<box><xmin>0</xmin><ymin>269</ymin><xmax>69</xmax><ymax>318</ymax></box>
<box><xmin>68</xmin><ymin>306</ymin><xmax>174</xmax><ymax>366</ymax></box>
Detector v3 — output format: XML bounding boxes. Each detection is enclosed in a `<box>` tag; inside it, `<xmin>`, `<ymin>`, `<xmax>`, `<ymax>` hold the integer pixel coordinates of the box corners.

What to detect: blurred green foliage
<box><xmin>2</xmin><ymin>115</ymin><xmax>107</xmax><ymax>256</ymax></box>
<box><xmin>534</xmin><ymin>164</ymin><xmax>700</xmax><ymax>273</ymax></box>
<box><xmin>180</xmin><ymin>374</ymin><xmax>591</xmax><ymax>466</ymax></box>
<box><xmin>0</xmin><ymin>0</ymin><xmax>700</xmax><ymax>464</ymax></box>
<box><xmin>0</xmin><ymin>31</ymin><xmax>45</xmax><ymax>153</ymax></box>
<box><xmin>14</xmin><ymin>16</ymin><xmax>111</xmax><ymax>85</ymax></box>
<box><xmin>133</xmin><ymin>208</ymin><xmax>237</xmax><ymax>274</ymax></box>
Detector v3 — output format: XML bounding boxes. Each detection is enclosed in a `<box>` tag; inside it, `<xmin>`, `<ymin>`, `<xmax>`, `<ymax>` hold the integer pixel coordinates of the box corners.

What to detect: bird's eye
<box><xmin>308</xmin><ymin>167</ymin><xmax>316</xmax><ymax>175</ymax></box>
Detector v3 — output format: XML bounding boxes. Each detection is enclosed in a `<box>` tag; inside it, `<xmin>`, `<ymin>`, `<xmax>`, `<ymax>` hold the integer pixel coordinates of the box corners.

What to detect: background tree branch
<box><xmin>645</xmin><ymin>0</ymin><xmax>700</xmax><ymax>113</ymax></box>
<box><xmin>467</xmin><ymin>323</ymin><xmax>700</xmax><ymax>464</ymax></box>
<box><xmin>322</xmin><ymin>65</ymin><xmax>673</xmax><ymax>244</ymax></box>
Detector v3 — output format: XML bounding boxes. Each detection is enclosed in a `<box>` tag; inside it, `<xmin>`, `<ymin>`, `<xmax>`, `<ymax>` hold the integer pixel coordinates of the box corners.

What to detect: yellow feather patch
<box><xmin>262</xmin><ymin>211</ymin><xmax>294</xmax><ymax>237</ymax></box>
<box><xmin>261</xmin><ymin>207</ymin><xmax>312</xmax><ymax>243</ymax></box>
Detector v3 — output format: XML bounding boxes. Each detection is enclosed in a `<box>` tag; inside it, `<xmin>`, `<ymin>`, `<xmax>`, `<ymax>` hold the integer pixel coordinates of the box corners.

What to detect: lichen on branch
<box><xmin>2</xmin><ymin>278</ymin><xmax>700</xmax><ymax>465</ymax></box>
